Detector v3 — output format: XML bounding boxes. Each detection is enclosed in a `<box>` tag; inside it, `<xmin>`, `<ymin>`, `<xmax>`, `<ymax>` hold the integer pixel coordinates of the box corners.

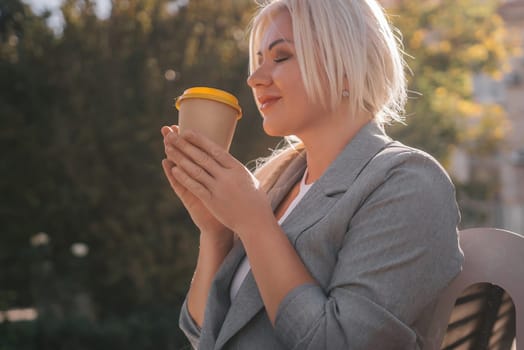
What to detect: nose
<box><xmin>246</xmin><ymin>65</ymin><xmax>271</xmax><ymax>88</ymax></box>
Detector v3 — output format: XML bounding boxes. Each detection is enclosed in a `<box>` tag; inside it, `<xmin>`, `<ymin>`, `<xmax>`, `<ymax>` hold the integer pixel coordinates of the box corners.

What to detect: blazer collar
<box><xmin>270</xmin><ymin>121</ymin><xmax>392</xmax><ymax>196</ymax></box>
<box><xmin>210</xmin><ymin>121</ymin><xmax>392</xmax><ymax>349</ymax></box>
<box><xmin>316</xmin><ymin>120</ymin><xmax>392</xmax><ymax>196</ymax></box>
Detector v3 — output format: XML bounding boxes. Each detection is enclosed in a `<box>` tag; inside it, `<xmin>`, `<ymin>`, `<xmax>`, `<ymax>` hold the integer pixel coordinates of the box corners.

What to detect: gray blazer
<box><xmin>179</xmin><ymin>121</ymin><xmax>464</xmax><ymax>350</ymax></box>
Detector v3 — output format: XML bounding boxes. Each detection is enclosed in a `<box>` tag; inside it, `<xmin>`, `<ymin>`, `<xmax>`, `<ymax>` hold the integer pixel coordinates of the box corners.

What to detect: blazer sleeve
<box><xmin>179</xmin><ymin>299</ymin><xmax>201</xmax><ymax>350</ymax></box>
<box><xmin>273</xmin><ymin>150</ymin><xmax>464</xmax><ymax>350</ymax></box>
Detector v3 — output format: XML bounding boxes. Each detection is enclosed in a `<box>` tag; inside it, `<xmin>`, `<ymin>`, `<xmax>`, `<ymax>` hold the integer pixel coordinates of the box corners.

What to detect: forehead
<box><xmin>255</xmin><ymin>10</ymin><xmax>293</xmax><ymax>50</ymax></box>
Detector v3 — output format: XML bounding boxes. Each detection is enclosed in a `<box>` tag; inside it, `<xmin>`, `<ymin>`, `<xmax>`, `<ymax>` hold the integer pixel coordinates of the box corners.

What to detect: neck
<box><xmin>299</xmin><ymin>110</ymin><xmax>372</xmax><ymax>184</ymax></box>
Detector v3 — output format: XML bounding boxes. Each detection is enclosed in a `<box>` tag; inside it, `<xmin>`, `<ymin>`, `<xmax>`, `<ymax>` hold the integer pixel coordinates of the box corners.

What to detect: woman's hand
<box><xmin>161</xmin><ymin>126</ymin><xmax>231</xmax><ymax>237</ymax></box>
<box><xmin>163</xmin><ymin>128</ymin><xmax>274</xmax><ymax>237</ymax></box>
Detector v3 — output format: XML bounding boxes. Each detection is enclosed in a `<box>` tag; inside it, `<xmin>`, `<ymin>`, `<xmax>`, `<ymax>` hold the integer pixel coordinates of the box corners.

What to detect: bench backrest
<box><xmin>425</xmin><ymin>228</ymin><xmax>523</xmax><ymax>350</ymax></box>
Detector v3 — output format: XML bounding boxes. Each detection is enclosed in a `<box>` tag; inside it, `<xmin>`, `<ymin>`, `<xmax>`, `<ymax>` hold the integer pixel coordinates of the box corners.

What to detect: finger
<box><xmin>169</xmin><ymin>147</ymin><xmax>215</xmax><ymax>188</ymax></box>
<box><xmin>170</xmin><ymin>162</ymin><xmax>211</xmax><ymax>201</ymax></box>
<box><xmin>165</xmin><ymin>128</ymin><xmax>182</xmax><ymax>147</ymax></box>
<box><xmin>161</xmin><ymin>126</ymin><xmax>173</xmax><ymax>137</ymax></box>
<box><xmin>162</xmin><ymin>127</ymin><xmax>179</xmax><ymax>160</ymax></box>
<box><xmin>166</xmin><ymin>132</ymin><xmax>222</xmax><ymax>177</ymax></box>
<box><xmin>161</xmin><ymin>125</ymin><xmax>180</xmax><ymax>145</ymax></box>
<box><xmin>182</xmin><ymin>130</ymin><xmax>235</xmax><ymax>169</ymax></box>
<box><xmin>161</xmin><ymin>159</ymin><xmax>187</xmax><ymax>197</ymax></box>
<box><xmin>162</xmin><ymin>159</ymin><xmax>208</xmax><ymax>213</ymax></box>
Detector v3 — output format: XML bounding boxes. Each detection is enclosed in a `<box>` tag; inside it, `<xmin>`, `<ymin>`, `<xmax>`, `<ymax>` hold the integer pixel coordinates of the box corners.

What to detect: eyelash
<box><xmin>274</xmin><ymin>56</ymin><xmax>289</xmax><ymax>63</ymax></box>
<box><xmin>256</xmin><ymin>51</ymin><xmax>291</xmax><ymax>66</ymax></box>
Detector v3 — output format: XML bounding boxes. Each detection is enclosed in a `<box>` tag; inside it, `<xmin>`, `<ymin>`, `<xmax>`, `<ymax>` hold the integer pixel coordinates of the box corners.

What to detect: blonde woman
<box><xmin>161</xmin><ymin>0</ymin><xmax>463</xmax><ymax>348</ymax></box>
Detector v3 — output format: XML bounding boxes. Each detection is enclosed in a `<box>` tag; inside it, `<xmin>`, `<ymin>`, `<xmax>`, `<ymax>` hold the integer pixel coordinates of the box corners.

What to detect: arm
<box><xmin>235</xmin><ymin>211</ymin><xmax>318</xmax><ymax>324</ymax></box>
<box><xmin>178</xmin><ymin>232</ymin><xmax>233</xmax><ymax>350</ymax></box>
<box><xmin>161</xmin><ymin>126</ymin><xmax>233</xmax><ymax>342</ymax></box>
<box><xmin>186</xmin><ymin>232</ymin><xmax>233</xmax><ymax>325</ymax></box>
<box><xmin>164</xmin><ymin>130</ymin><xmax>317</xmax><ymax>324</ymax></box>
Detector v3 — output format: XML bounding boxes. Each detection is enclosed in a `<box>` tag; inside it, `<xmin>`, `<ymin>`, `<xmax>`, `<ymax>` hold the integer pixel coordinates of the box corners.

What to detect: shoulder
<box><xmin>369</xmin><ymin>141</ymin><xmax>454</xmax><ymax>190</ymax></box>
<box><xmin>345</xmin><ymin>140</ymin><xmax>459</xmax><ymax>222</ymax></box>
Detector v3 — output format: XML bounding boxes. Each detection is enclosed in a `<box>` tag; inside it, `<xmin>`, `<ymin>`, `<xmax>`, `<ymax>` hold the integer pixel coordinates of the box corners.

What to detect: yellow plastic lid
<box><xmin>175</xmin><ymin>87</ymin><xmax>242</xmax><ymax>120</ymax></box>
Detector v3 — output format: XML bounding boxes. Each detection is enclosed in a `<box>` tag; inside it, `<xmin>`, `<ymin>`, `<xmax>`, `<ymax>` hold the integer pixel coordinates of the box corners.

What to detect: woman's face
<box><xmin>247</xmin><ymin>10</ymin><xmax>327</xmax><ymax>138</ymax></box>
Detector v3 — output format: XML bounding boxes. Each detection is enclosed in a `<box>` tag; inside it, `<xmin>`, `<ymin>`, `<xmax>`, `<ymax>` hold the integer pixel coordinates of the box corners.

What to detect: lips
<box><xmin>257</xmin><ymin>95</ymin><xmax>281</xmax><ymax>110</ymax></box>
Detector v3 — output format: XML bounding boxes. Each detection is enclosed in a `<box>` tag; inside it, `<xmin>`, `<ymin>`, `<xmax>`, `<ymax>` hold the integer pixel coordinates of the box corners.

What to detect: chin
<box><xmin>262</xmin><ymin>121</ymin><xmax>287</xmax><ymax>137</ymax></box>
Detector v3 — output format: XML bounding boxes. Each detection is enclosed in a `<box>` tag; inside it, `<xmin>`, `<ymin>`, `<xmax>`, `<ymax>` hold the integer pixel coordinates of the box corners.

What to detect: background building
<box><xmin>471</xmin><ymin>0</ymin><xmax>524</xmax><ymax>232</ymax></box>
<box><xmin>497</xmin><ymin>0</ymin><xmax>524</xmax><ymax>233</ymax></box>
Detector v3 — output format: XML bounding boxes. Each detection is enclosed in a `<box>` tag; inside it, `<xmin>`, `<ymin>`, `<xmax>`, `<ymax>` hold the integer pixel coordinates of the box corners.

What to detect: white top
<box><xmin>229</xmin><ymin>170</ymin><xmax>314</xmax><ymax>302</ymax></box>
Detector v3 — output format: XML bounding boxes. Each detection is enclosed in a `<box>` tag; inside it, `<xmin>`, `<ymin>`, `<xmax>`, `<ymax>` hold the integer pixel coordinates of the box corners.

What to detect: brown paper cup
<box><xmin>175</xmin><ymin>87</ymin><xmax>242</xmax><ymax>151</ymax></box>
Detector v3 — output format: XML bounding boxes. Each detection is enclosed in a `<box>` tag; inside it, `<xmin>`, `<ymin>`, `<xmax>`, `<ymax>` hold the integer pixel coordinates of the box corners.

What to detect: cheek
<box><xmin>274</xmin><ymin>65</ymin><xmax>302</xmax><ymax>87</ymax></box>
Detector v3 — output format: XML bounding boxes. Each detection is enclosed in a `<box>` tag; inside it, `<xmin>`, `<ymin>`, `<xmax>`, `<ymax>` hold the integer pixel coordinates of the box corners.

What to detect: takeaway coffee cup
<box><xmin>175</xmin><ymin>87</ymin><xmax>242</xmax><ymax>151</ymax></box>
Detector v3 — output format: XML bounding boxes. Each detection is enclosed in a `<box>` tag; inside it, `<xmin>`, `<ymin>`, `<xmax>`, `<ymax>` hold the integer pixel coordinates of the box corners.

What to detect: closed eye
<box><xmin>273</xmin><ymin>49</ymin><xmax>292</xmax><ymax>63</ymax></box>
<box><xmin>274</xmin><ymin>56</ymin><xmax>290</xmax><ymax>63</ymax></box>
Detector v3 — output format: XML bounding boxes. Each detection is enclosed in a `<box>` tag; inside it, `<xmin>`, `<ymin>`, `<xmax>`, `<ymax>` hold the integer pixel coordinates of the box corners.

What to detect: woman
<box><xmin>161</xmin><ymin>0</ymin><xmax>463</xmax><ymax>349</ymax></box>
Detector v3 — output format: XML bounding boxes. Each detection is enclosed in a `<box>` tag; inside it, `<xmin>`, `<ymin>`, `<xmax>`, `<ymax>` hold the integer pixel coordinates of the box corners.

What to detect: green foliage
<box><xmin>0</xmin><ymin>320</ymin><xmax>37</xmax><ymax>350</ymax></box>
<box><xmin>0</xmin><ymin>308</ymin><xmax>184</xmax><ymax>350</ymax></box>
<box><xmin>0</xmin><ymin>0</ymin><xmax>60</xmax><ymax>309</ymax></box>
<box><xmin>0</xmin><ymin>0</ymin><xmax>270</xmax><ymax>347</ymax></box>
<box><xmin>386</xmin><ymin>0</ymin><xmax>512</xmax><ymax>164</ymax></box>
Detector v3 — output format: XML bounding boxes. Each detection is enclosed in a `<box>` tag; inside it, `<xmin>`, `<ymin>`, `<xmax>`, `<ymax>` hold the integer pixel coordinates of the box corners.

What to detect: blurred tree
<box><xmin>386</xmin><ymin>0</ymin><xmax>512</xmax><ymax>163</ymax></box>
<box><xmin>0</xmin><ymin>0</ymin><xmax>58</xmax><ymax>309</ymax></box>
<box><xmin>42</xmin><ymin>0</ymin><xmax>264</xmax><ymax>319</ymax></box>
<box><xmin>1</xmin><ymin>0</ymin><xmax>265</xmax><ymax>347</ymax></box>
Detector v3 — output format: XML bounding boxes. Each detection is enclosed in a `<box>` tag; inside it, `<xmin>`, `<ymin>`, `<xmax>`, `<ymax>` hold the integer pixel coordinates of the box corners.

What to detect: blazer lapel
<box><xmin>213</xmin><ymin>272</ymin><xmax>259</xmax><ymax>349</ymax></box>
<box><xmin>198</xmin><ymin>239</ymin><xmax>246</xmax><ymax>350</ymax></box>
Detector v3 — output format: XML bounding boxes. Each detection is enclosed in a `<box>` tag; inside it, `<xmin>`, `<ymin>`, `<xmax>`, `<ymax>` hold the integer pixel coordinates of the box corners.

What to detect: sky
<box><xmin>22</xmin><ymin>0</ymin><xmax>111</xmax><ymax>30</ymax></box>
<box><xmin>22</xmin><ymin>0</ymin><xmax>189</xmax><ymax>30</ymax></box>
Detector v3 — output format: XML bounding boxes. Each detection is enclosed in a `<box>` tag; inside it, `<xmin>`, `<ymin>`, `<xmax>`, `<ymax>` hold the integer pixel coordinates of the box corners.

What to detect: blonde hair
<box><xmin>252</xmin><ymin>141</ymin><xmax>305</xmax><ymax>193</ymax></box>
<box><xmin>248</xmin><ymin>0</ymin><xmax>407</xmax><ymax>125</ymax></box>
<box><xmin>249</xmin><ymin>0</ymin><xmax>408</xmax><ymax>189</ymax></box>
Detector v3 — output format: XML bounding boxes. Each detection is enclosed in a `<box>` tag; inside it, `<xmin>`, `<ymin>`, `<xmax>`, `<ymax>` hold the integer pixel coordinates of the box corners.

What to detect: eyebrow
<box><xmin>256</xmin><ymin>38</ymin><xmax>293</xmax><ymax>56</ymax></box>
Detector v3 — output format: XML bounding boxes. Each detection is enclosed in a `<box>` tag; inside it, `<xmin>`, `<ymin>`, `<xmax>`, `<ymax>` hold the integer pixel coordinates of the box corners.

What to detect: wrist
<box><xmin>199</xmin><ymin>230</ymin><xmax>234</xmax><ymax>253</ymax></box>
<box><xmin>235</xmin><ymin>209</ymin><xmax>278</xmax><ymax>240</ymax></box>
<box><xmin>194</xmin><ymin>233</ymin><xmax>234</xmax><ymax>278</ymax></box>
